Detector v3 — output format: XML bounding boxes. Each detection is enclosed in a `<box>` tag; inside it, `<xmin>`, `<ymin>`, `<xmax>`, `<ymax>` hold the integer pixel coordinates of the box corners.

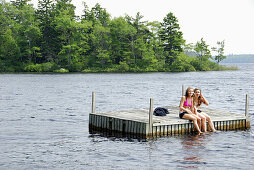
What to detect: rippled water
<box><xmin>0</xmin><ymin>64</ymin><xmax>253</xmax><ymax>169</ymax></box>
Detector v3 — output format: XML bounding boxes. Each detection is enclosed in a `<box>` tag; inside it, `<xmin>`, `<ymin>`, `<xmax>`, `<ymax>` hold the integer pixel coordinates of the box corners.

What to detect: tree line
<box><xmin>0</xmin><ymin>0</ymin><xmax>227</xmax><ymax>72</ymax></box>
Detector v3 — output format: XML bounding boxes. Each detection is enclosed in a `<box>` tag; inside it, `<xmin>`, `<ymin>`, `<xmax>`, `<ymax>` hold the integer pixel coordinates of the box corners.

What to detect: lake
<box><xmin>0</xmin><ymin>63</ymin><xmax>253</xmax><ymax>169</ymax></box>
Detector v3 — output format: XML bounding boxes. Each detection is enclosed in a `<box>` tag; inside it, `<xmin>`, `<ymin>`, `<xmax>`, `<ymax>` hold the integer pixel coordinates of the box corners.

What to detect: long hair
<box><xmin>185</xmin><ymin>87</ymin><xmax>194</xmax><ymax>97</ymax></box>
<box><xmin>194</xmin><ymin>88</ymin><xmax>203</xmax><ymax>107</ymax></box>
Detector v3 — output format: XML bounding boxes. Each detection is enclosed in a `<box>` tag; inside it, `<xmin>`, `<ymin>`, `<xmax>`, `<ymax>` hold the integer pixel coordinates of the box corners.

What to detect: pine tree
<box><xmin>37</xmin><ymin>0</ymin><xmax>61</xmax><ymax>62</ymax></box>
<box><xmin>159</xmin><ymin>12</ymin><xmax>185</xmax><ymax>65</ymax></box>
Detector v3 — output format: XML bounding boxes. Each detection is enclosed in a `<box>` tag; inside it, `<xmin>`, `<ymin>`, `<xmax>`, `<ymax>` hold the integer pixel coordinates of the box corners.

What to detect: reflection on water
<box><xmin>178</xmin><ymin>134</ymin><xmax>207</xmax><ymax>169</ymax></box>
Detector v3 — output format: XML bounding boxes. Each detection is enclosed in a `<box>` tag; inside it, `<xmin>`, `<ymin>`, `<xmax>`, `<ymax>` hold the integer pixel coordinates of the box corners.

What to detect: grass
<box><xmin>216</xmin><ymin>65</ymin><xmax>238</xmax><ymax>71</ymax></box>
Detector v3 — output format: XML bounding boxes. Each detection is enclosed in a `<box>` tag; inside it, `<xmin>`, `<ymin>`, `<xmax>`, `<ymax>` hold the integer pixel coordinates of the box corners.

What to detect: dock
<box><xmin>89</xmin><ymin>92</ymin><xmax>250</xmax><ymax>139</ymax></box>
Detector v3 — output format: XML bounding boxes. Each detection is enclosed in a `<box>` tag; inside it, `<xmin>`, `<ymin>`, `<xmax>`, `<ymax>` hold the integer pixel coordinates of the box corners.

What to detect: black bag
<box><xmin>153</xmin><ymin>107</ymin><xmax>169</xmax><ymax>116</ymax></box>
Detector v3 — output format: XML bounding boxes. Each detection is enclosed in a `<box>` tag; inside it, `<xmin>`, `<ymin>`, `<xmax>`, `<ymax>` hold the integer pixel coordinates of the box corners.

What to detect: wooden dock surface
<box><xmin>89</xmin><ymin>105</ymin><xmax>250</xmax><ymax>139</ymax></box>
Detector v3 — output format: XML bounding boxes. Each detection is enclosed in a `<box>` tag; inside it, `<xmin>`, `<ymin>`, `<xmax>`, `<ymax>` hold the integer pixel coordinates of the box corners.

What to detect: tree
<box><xmin>90</xmin><ymin>3</ymin><xmax>110</xmax><ymax>27</ymax></box>
<box><xmin>125</xmin><ymin>12</ymin><xmax>153</xmax><ymax>67</ymax></box>
<box><xmin>90</xmin><ymin>24</ymin><xmax>111</xmax><ymax>67</ymax></box>
<box><xmin>0</xmin><ymin>2</ymin><xmax>15</xmax><ymax>70</ymax></box>
<box><xmin>10</xmin><ymin>0</ymin><xmax>30</xmax><ymax>9</ymax></box>
<box><xmin>54</xmin><ymin>9</ymin><xmax>92</xmax><ymax>71</ymax></box>
<box><xmin>147</xmin><ymin>21</ymin><xmax>164</xmax><ymax>63</ymax></box>
<box><xmin>171</xmin><ymin>53</ymin><xmax>196</xmax><ymax>72</ymax></box>
<box><xmin>0</xmin><ymin>29</ymin><xmax>20</xmax><ymax>68</ymax></box>
<box><xmin>212</xmin><ymin>40</ymin><xmax>226</xmax><ymax>64</ymax></box>
<box><xmin>159</xmin><ymin>12</ymin><xmax>185</xmax><ymax>65</ymax></box>
<box><xmin>37</xmin><ymin>0</ymin><xmax>61</xmax><ymax>62</ymax></box>
<box><xmin>194</xmin><ymin>38</ymin><xmax>212</xmax><ymax>70</ymax></box>
<box><xmin>55</xmin><ymin>0</ymin><xmax>75</xmax><ymax>16</ymax></box>
<box><xmin>81</xmin><ymin>3</ymin><xmax>111</xmax><ymax>68</ymax></box>
<box><xmin>109</xmin><ymin>17</ymin><xmax>136</xmax><ymax>65</ymax></box>
<box><xmin>0</xmin><ymin>1</ymin><xmax>230</xmax><ymax>72</ymax></box>
<box><xmin>11</xmin><ymin>0</ymin><xmax>42</xmax><ymax>63</ymax></box>
<box><xmin>0</xmin><ymin>0</ymin><xmax>41</xmax><ymax>71</ymax></box>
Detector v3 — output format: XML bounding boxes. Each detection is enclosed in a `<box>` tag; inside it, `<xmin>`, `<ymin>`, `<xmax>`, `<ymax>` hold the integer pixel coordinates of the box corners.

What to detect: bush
<box><xmin>216</xmin><ymin>65</ymin><xmax>238</xmax><ymax>71</ymax></box>
<box><xmin>53</xmin><ymin>68</ymin><xmax>69</xmax><ymax>73</ymax></box>
<box><xmin>119</xmin><ymin>61</ymin><xmax>129</xmax><ymax>72</ymax></box>
<box><xmin>24</xmin><ymin>62</ymin><xmax>57</xmax><ymax>72</ymax></box>
<box><xmin>24</xmin><ymin>63</ymin><xmax>41</xmax><ymax>72</ymax></box>
<box><xmin>82</xmin><ymin>67</ymin><xmax>101</xmax><ymax>73</ymax></box>
<box><xmin>171</xmin><ymin>53</ymin><xmax>196</xmax><ymax>72</ymax></box>
<box><xmin>41</xmin><ymin>62</ymin><xmax>55</xmax><ymax>71</ymax></box>
<box><xmin>69</xmin><ymin>62</ymin><xmax>83</xmax><ymax>72</ymax></box>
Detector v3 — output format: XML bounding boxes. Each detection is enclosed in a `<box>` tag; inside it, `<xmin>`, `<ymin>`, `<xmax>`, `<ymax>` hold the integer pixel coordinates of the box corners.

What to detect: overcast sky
<box><xmin>21</xmin><ymin>0</ymin><xmax>254</xmax><ymax>54</ymax></box>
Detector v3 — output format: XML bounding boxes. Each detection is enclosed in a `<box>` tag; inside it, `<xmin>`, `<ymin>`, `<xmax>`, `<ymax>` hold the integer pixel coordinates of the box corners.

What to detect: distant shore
<box><xmin>221</xmin><ymin>54</ymin><xmax>254</xmax><ymax>63</ymax></box>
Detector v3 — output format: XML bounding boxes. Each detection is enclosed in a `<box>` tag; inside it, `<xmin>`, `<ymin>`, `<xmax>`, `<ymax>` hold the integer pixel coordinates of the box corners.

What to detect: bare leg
<box><xmin>182</xmin><ymin>114</ymin><xmax>203</xmax><ymax>134</ymax></box>
<box><xmin>197</xmin><ymin>113</ymin><xmax>207</xmax><ymax>132</ymax></box>
<box><xmin>191</xmin><ymin>114</ymin><xmax>202</xmax><ymax>131</ymax></box>
<box><xmin>201</xmin><ymin>112</ymin><xmax>216</xmax><ymax>132</ymax></box>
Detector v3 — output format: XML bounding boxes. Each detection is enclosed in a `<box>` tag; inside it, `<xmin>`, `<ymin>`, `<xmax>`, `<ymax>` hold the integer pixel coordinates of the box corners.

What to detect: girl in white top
<box><xmin>193</xmin><ymin>88</ymin><xmax>216</xmax><ymax>132</ymax></box>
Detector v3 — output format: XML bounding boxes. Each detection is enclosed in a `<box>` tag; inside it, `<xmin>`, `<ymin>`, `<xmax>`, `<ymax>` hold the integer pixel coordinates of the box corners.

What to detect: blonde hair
<box><xmin>194</xmin><ymin>88</ymin><xmax>203</xmax><ymax>107</ymax></box>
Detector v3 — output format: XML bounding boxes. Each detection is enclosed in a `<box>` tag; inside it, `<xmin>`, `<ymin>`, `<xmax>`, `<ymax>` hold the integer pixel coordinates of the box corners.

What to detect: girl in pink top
<box><xmin>179</xmin><ymin>87</ymin><xmax>202</xmax><ymax>134</ymax></box>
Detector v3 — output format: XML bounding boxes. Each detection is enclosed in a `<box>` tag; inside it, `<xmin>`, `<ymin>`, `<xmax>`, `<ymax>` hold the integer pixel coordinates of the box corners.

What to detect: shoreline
<box><xmin>0</xmin><ymin>63</ymin><xmax>242</xmax><ymax>74</ymax></box>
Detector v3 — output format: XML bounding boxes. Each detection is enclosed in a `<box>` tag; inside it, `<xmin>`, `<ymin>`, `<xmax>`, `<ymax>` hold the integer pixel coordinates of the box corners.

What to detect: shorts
<box><xmin>197</xmin><ymin>110</ymin><xmax>202</xmax><ymax>113</ymax></box>
<box><xmin>179</xmin><ymin>111</ymin><xmax>188</xmax><ymax>119</ymax></box>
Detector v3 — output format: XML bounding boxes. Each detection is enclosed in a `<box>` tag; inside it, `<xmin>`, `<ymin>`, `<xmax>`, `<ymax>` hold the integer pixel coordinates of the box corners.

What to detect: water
<box><xmin>0</xmin><ymin>64</ymin><xmax>253</xmax><ymax>169</ymax></box>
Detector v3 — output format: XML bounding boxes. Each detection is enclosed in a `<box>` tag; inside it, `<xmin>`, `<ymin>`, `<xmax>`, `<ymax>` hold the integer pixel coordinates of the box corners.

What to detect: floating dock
<box><xmin>89</xmin><ymin>92</ymin><xmax>250</xmax><ymax>139</ymax></box>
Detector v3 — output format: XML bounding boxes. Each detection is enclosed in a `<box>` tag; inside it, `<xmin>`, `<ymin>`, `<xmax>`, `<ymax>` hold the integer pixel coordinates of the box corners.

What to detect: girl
<box><xmin>193</xmin><ymin>88</ymin><xmax>216</xmax><ymax>132</ymax></box>
<box><xmin>179</xmin><ymin>87</ymin><xmax>202</xmax><ymax>134</ymax></box>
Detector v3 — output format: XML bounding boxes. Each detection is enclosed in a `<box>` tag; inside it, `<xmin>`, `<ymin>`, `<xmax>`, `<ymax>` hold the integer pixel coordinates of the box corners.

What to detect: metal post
<box><xmin>182</xmin><ymin>84</ymin><xmax>185</xmax><ymax>96</ymax></box>
<box><xmin>92</xmin><ymin>92</ymin><xmax>96</xmax><ymax>113</ymax></box>
<box><xmin>245</xmin><ymin>94</ymin><xmax>249</xmax><ymax>117</ymax></box>
<box><xmin>148</xmin><ymin>98</ymin><xmax>154</xmax><ymax>136</ymax></box>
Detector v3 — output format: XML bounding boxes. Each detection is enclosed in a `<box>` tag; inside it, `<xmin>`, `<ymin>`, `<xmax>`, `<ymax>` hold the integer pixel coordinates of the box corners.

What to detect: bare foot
<box><xmin>198</xmin><ymin>131</ymin><xmax>203</xmax><ymax>135</ymax></box>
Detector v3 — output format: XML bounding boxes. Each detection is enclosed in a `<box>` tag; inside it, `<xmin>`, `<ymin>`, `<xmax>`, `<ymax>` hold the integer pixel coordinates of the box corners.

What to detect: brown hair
<box><xmin>185</xmin><ymin>87</ymin><xmax>194</xmax><ymax>97</ymax></box>
<box><xmin>194</xmin><ymin>88</ymin><xmax>203</xmax><ymax>107</ymax></box>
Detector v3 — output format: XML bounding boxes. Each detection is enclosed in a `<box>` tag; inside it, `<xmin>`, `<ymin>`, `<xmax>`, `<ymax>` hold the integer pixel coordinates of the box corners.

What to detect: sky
<box><xmin>16</xmin><ymin>0</ymin><xmax>254</xmax><ymax>54</ymax></box>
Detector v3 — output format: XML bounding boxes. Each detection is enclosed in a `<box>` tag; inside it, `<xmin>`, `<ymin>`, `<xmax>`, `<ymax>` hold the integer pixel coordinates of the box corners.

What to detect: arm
<box><xmin>179</xmin><ymin>96</ymin><xmax>185</xmax><ymax>111</ymax></box>
<box><xmin>200</xmin><ymin>93</ymin><xmax>209</xmax><ymax>106</ymax></box>
<box><xmin>193</xmin><ymin>106</ymin><xmax>198</xmax><ymax>115</ymax></box>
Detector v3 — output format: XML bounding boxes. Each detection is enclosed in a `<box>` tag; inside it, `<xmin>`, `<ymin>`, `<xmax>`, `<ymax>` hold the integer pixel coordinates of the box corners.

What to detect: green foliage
<box><xmin>118</xmin><ymin>61</ymin><xmax>129</xmax><ymax>72</ymax></box>
<box><xmin>53</xmin><ymin>68</ymin><xmax>69</xmax><ymax>73</ymax></box>
<box><xmin>216</xmin><ymin>65</ymin><xmax>238</xmax><ymax>71</ymax></box>
<box><xmin>24</xmin><ymin>62</ymin><xmax>57</xmax><ymax>72</ymax></box>
<box><xmin>212</xmin><ymin>40</ymin><xmax>227</xmax><ymax>64</ymax></box>
<box><xmin>69</xmin><ymin>61</ymin><xmax>83</xmax><ymax>72</ymax></box>
<box><xmin>171</xmin><ymin>53</ymin><xmax>196</xmax><ymax>72</ymax></box>
<box><xmin>159</xmin><ymin>12</ymin><xmax>185</xmax><ymax>65</ymax></box>
<box><xmin>0</xmin><ymin>1</ymin><xmax>231</xmax><ymax>73</ymax></box>
<box><xmin>109</xmin><ymin>17</ymin><xmax>137</xmax><ymax>64</ymax></box>
<box><xmin>194</xmin><ymin>38</ymin><xmax>212</xmax><ymax>70</ymax></box>
<box><xmin>0</xmin><ymin>29</ymin><xmax>20</xmax><ymax>62</ymax></box>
